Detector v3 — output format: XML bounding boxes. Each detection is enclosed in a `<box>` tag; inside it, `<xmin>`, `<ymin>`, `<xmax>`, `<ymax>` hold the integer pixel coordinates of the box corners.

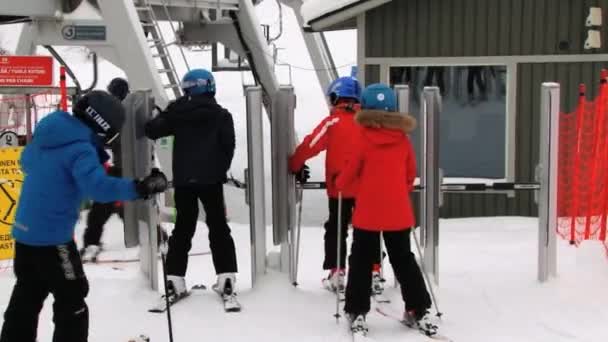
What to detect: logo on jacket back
<box><xmin>85</xmin><ymin>106</ymin><xmax>110</xmax><ymax>132</ymax></box>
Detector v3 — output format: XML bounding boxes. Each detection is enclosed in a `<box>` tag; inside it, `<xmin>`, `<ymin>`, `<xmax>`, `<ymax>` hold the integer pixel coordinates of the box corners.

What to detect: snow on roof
<box><xmin>301</xmin><ymin>0</ymin><xmax>362</xmax><ymax>25</ymax></box>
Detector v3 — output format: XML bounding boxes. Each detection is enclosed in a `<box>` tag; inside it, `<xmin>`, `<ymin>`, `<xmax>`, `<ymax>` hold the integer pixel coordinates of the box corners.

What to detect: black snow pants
<box><xmin>166</xmin><ymin>184</ymin><xmax>237</xmax><ymax>276</ymax></box>
<box><xmin>0</xmin><ymin>241</ymin><xmax>89</xmax><ymax>342</ymax></box>
<box><xmin>344</xmin><ymin>228</ymin><xmax>431</xmax><ymax>316</ymax></box>
<box><xmin>323</xmin><ymin>198</ymin><xmax>382</xmax><ymax>270</ymax></box>
<box><xmin>82</xmin><ymin>166</ymin><xmax>124</xmax><ymax>248</ymax></box>
<box><xmin>82</xmin><ymin>202</ymin><xmax>124</xmax><ymax>248</ymax></box>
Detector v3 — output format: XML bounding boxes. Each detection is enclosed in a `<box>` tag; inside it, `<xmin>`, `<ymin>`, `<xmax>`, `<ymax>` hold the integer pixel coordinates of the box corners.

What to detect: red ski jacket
<box><xmin>289</xmin><ymin>103</ymin><xmax>361</xmax><ymax>198</ymax></box>
<box><xmin>336</xmin><ymin>110</ymin><xmax>417</xmax><ymax>231</ymax></box>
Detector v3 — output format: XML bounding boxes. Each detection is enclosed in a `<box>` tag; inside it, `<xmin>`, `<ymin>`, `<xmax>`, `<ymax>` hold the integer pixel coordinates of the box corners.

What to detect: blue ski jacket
<box><xmin>13</xmin><ymin>111</ymin><xmax>139</xmax><ymax>246</ymax></box>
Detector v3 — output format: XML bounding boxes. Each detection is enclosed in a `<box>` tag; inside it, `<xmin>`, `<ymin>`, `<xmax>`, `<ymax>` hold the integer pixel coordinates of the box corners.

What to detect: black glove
<box><xmin>295</xmin><ymin>165</ymin><xmax>310</xmax><ymax>184</ymax></box>
<box><xmin>135</xmin><ymin>168</ymin><xmax>168</xmax><ymax>199</ymax></box>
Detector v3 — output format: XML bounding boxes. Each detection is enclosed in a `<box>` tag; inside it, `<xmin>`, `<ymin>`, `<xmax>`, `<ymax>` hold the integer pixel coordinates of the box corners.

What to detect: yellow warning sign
<box><xmin>0</xmin><ymin>147</ymin><xmax>23</xmax><ymax>260</ymax></box>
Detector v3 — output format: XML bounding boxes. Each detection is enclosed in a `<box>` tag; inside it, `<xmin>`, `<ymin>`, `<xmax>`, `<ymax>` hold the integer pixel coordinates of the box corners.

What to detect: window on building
<box><xmin>389</xmin><ymin>65</ymin><xmax>508</xmax><ymax>179</ymax></box>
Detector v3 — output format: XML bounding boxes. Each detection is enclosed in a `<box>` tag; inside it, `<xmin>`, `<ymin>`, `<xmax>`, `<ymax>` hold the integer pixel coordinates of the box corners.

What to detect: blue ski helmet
<box><xmin>181</xmin><ymin>69</ymin><xmax>216</xmax><ymax>95</ymax></box>
<box><xmin>326</xmin><ymin>76</ymin><xmax>361</xmax><ymax>104</ymax></box>
<box><xmin>361</xmin><ymin>83</ymin><xmax>397</xmax><ymax>112</ymax></box>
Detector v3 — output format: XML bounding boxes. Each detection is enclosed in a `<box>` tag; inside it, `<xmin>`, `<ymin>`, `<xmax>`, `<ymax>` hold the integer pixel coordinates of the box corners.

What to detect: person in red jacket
<box><xmin>336</xmin><ymin>84</ymin><xmax>438</xmax><ymax>337</ymax></box>
<box><xmin>289</xmin><ymin>77</ymin><xmax>384</xmax><ymax>295</ymax></box>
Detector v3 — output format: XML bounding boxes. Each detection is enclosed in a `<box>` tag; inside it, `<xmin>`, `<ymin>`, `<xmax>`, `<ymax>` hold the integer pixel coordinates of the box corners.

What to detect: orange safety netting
<box><xmin>557</xmin><ymin>70</ymin><xmax>608</xmax><ymax>254</ymax></box>
<box><xmin>0</xmin><ymin>91</ymin><xmax>69</xmax><ymax>137</ymax></box>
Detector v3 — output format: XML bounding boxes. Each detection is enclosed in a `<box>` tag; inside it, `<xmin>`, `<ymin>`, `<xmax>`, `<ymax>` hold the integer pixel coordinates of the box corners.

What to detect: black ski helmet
<box><xmin>107</xmin><ymin>77</ymin><xmax>130</xmax><ymax>101</ymax></box>
<box><xmin>73</xmin><ymin>90</ymin><xmax>125</xmax><ymax>144</ymax></box>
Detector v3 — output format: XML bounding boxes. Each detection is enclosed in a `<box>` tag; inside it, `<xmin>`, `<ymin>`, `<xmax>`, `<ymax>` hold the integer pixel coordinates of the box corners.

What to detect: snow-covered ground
<box><xmin>0</xmin><ymin>215</ymin><xmax>605</xmax><ymax>342</ymax></box>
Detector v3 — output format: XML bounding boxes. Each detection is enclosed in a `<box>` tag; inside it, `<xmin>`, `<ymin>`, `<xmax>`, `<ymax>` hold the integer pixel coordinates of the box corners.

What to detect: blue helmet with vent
<box><xmin>181</xmin><ymin>69</ymin><xmax>216</xmax><ymax>96</ymax></box>
<box><xmin>326</xmin><ymin>76</ymin><xmax>361</xmax><ymax>104</ymax></box>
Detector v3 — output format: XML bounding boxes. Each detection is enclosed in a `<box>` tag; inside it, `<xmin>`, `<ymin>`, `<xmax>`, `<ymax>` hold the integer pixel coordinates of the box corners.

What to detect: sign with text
<box><xmin>62</xmin><ymin>25</ymin><xmax>107</xmax><ymax>41</ymax></box>
<box><xmin>0</xmin><ymin>147</ymin><xmax>23</xmax><ymax>260</ymax></box>
<box><xmin>0</xmin><ymin>131</ymin><xmax>19</xmax><ymax>147</ymax></box>
<box><xmin>0</xmin><ymin>56</ymin><xmax>54</xmax><ymax>87</ymax></box>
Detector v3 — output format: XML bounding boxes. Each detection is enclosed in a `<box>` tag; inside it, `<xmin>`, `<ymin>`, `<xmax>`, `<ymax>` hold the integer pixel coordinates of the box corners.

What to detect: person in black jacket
<box><xmin>145</xmin><ymin>69</ymin><xmax>239</xmax><ymax>306</ymax></box>
<box><xmin>80</xmin><ymin>78</ymin><xmax>130</xmax><ymax>262</ymax></box>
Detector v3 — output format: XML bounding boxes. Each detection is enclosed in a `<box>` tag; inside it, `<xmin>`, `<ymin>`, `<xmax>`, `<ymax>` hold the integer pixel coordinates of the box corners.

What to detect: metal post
<box><xmin>122</xmin><ymin>90</ymin><xmax>159</xmax><ymax>290</ymax></box>
<box><xmin>245</xmin><ymin>86</ymin><xmax>267</xmax><ymax>286</ymax></box>
<box><xmin>293</xmin><ymin>189</ymin><xmax>303</xmax><ymax>285</ymax></box>
<box><xmin>438</xmin><ymin>168</ymin><xmax>445</xmax><ymax>208</ymax></box>
<box><xmin>270</xmin><ymin>86</ymin><xmax>297</xmax><ymax>277</ymax></box>
<box><xmin>419</xmin><ymin>92</ymin><xmax>428</xmax><ymax>247</ymax></box>
<box><xmin>287</xmin><ymin>88</ymin><xmax>298</xmax><ymax>284</ymax></box>
<box><xmin>335</xmin><ymin>192</ymin><xmax>343</xmax><ymax>323</ymax></box>
<box><xmin>538</xmin><ymin>83</ymin><xmax>560</xmax><ymax>282</ymax></box>
<box><xmin>24</xmin><ymin>94</ymin><xmax>32</xmax><ymax>143</ymax></box>
<box><xmin>395</xmin><ymin>85</ymin><xmax>410</xmax><ymax>114</ymax></box>
<box><xmin>422</xmin><ymin>87</ymin><xmax>441</xmax><ymax>285</ymax></box>
<box><xmin>394</xmin><ymin>84</ymin><xmax>410</xmax><ymax>288</ymax></box>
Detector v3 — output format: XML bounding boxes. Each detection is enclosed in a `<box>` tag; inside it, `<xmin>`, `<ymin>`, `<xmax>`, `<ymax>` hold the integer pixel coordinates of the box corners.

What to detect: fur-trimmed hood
<box><xmin>354</xmin><ymin>109</ymin><xmax>416</xmax><ymax>146</ymax></box>
<box><xmin>355</xmin><ymin>110</ymin><xmax>417</xmax><ymax>133</ymax></box>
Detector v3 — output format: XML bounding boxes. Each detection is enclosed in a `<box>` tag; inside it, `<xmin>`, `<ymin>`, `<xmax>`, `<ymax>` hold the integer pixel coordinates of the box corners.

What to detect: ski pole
<box><xmin>158</xmin><ymin>223</ymin><xmax>174</xmax><ymax>342</ymax></box>
<box><xmin>293</xmin><ymin>189</ymin><xmax>304</xmax><ymax>286</ymax></box>
<box><xmin>412</xmin><ymin>228</ymin><xmax>443</xmax><ymax>319</ymax></box>
<box><xmin>159</xmin><ymin>250</ymin><xmax>174</xmax><ymax>342</ymax></box>
<box><xmin>334</xmin><ymin>192</ymin><xmax>343</xmax><ymax>323</ymax></box>
<box><xmin>379</xmin><ymin>233</ymin><xmax>384</xmax><ymax>281</ymax></box>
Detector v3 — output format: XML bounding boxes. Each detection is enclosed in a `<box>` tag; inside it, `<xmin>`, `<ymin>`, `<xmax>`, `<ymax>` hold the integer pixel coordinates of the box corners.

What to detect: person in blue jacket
<box><xmin>0</xmin><ymin>90</ymin><xmax>168</xmax><ymax>342</ymax></box>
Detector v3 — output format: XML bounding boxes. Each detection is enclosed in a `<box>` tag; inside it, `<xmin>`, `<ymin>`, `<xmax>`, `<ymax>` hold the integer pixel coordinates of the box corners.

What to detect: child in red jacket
<box><xmin>289</xmin><ymin>77</ymin><xmax>383</xmax><ymax>296</ymax></box>
<box><xmin>336</xmin><ymin>84</ymin><xmax>438</xmax><ymax>337</ymax></box>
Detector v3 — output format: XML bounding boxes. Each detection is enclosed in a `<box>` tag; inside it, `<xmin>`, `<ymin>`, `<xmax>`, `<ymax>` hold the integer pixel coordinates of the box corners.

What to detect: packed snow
<box><xmin>0</xmin><ymin>215</ymin><xmax>606</xmax><ymax>341</ymax></box>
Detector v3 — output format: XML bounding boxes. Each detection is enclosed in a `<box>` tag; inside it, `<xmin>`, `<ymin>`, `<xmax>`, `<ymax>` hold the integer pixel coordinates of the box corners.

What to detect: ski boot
<box><xmin>371</xmin><ymin>269</ymin><xmax>385</xmax><ymax>296</ymax></box>
<box><xmin>371</xmin><ymin>268</ymin><xmax>390</xmax><ymax>303</ymax></box>
<box><xmin>213</xmin><ymin>273</ymin><xmax>241</xmax><ymax>312</ymax></box>
<box><xmin>148</xmin><ymin>276</ymin><xmax>189</xmax><ymax>312</ymax></box>
<box><xmin>166</xmin><ymin>275</ymin><xmax>189</xmax><ymax>301</ymax></box>
<box><xmin>403</xmin><ymin>309</ymin><xmax>439</xmax><ymax>336</ymax></box>
<box><xmin>349</xmin><ymin>313</ymin><xmax>369</xmax><ymax>337</ymax></box>
<box><xmin>323</xmin><ymin>268</ymin><xmax>346</xmax><ymax>294</ymax></box>
<box><xmin>80</xmin><ymin>245</ymin><xmax>101</xmax><ymax>263</ymax></box>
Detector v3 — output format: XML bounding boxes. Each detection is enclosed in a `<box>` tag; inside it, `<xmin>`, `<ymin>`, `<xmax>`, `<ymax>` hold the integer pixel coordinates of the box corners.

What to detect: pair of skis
<box><xmin>345</xmin><ymin>298</ymin><xmax>451</xmax><ymax>342</ymax></box>
<box><xmin>348</xmin><ymin>313</ymin><xmax>452</xmax><ymax>342</ymax></box>
<box><xmin>148</xmin><ymin>283</ymin><xmax>242</xmax><ymax>313</ymax></box>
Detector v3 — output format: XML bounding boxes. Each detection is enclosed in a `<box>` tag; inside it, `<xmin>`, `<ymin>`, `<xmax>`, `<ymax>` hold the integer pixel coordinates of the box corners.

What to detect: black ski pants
<box><xmin>83</xmin><ymin>202</ymin><xmax>124</xmax><ymax>247</ymax></box>
<box><xmin>82</xmin><ymin>166</ymin><xmax>124</xmax><ymax>248</ymax></box>
<box><xmin>166</xmin><ymin>184</ymin><xmax>237</xmax><ymax>276</ymax></box>
<box><xmin>344</xmin><ymin>229</ymin><xmax>431</xmax><ymax>316</ymax></box>
<box><xmin>0</xmin><ymin>241</ymin><xmax>89</xmax><ymax>342</ymax></box>
<box><xmin>323</xmin><ymin>198</ymin><xmax>381</xmax><ymax>270</ymax></box>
